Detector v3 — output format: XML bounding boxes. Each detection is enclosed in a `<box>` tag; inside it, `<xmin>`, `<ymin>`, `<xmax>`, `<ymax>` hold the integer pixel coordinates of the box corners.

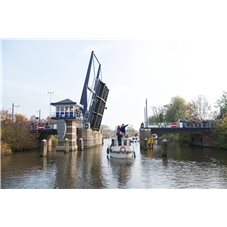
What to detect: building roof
<box><xmin>51</xmin><ymin>99</ymin><xmax>77</xmax><ymax>105</ymax></box>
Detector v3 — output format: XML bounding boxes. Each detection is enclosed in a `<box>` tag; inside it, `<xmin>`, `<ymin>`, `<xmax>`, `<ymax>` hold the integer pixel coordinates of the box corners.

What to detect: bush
<box><xmin>52</xmin><ymin>135</ymin><xmax>58</xmax><ymax>148</ymax></box>
<box><xmin>1</xmin><ymin>112</ymin><xmax>38</xmax><ymax>151</ymax></box>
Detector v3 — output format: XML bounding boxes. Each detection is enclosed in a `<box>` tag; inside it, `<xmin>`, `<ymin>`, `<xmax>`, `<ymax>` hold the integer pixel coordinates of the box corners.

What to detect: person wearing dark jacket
<box><xmin>120</xmin><ymin>124</ymin><xmax>128</xmax><ymax>136</ymax></box>
<box><xmin>116</xmin><ymin>125</ymin><xmax>121</xmax><ymax>145</ymax></box>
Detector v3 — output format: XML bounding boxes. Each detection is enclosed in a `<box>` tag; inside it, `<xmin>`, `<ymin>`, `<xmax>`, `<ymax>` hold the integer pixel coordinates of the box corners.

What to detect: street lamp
<box><xmin>36</xmin><ymin>109</ymin><xmax>41</xmax><ymax>122</ymax></box>
<box><xmin>11</xmin><ymin>102</ymin><xmax>20</xmax><ymax>123</ymax></box>
<box><xmin>48</xmin><ymin>90</ymin><xmax>54</xmax><ymax>119</ymax></box>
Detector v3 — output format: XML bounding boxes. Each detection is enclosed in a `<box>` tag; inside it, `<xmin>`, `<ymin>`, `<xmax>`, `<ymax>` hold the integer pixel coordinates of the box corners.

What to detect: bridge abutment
<box><xmin>56</xmin><ymin>120</ymin><xmax>79</xmax><ymax>151</ymax></box>
<box><xmin>190</xmin><ymin>134</ymin><xmax>214</xmax><ymax>147</ymax></box>
<box><xmin>77</xmin><ymin>128</ymin><xmax>103</xmax><ymax>149</ymax></box>
<box><xmin>140</xmin><ymin>129</ymin><xmax>153</xmax><ymax>149</ymax></box>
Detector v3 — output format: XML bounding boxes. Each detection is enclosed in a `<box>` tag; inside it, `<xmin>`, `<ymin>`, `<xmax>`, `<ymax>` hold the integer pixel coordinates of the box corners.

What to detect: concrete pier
<box><xmin>191</xmin><ymin>134</ymin><xmax>214</xmax><ymax>147</ymax></box>
<box><xmin>140</xmin><ymin>129</ymin><xmax>153</xmax><ymax>149</ymax></box>
<box><xmin>77</xmin><ymin>128</ymin><xmax>103</xmax><ymax>149</ymax></box>
<box><xmin>56</xmin><ymin>120</ymin><xmax>80</xmax><ymax>151</ymax></box>
<box><xmin>55</xmin><ymin>120</ymin><xmax>103</xmax><ymax>151</ymax></box>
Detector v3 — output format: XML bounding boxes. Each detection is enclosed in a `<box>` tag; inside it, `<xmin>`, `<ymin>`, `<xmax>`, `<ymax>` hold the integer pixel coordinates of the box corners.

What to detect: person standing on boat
<box><xmin>116</xmin><ymin>125</ymin><xmax>120</xmax><ymax>136</ymax></box>
<box><xmin>120</xmin><ymin>124</ymin><xmax>128</xmax><ymax>136</ymax></box>
<box><xmin>116</xmin><ymin>125</ymin><xmax>121</xmax><ymax>145</ymax></box>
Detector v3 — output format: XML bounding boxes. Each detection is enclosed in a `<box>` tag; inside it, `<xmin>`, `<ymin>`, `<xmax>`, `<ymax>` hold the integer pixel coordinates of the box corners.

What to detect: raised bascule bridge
<box><xmin>35</xmin><ymin>51</ymin><xmax>109</xmax><ymax>151</ymax></box>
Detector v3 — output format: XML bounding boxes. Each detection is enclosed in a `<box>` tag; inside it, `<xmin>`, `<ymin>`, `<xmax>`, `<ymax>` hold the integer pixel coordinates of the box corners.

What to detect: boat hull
<box><xmin>109</xmin><ymin>151</ymin><xmax>134</xmax><ymax>159</ymax></box>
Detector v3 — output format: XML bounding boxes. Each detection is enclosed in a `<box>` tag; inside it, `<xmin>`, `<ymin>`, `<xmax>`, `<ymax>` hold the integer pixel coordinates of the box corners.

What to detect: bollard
<box><xmin>47</xmin><ymin>136</ymin><xmax>52</xmax><ymax>152</ymax></box>
<box><xmin>144</xmin><ymin>138</ymin><xmax>147</xmax><ymax>149</ymax></box>
<box><xmin>78</xmin><ymin>138</ymin><xmax>84</xmax><ymax>151</ymax></box>
<box><xmin>65</xmin><ymin>138</ymin><xmax>69</xmax><ymax>153</ymax></box>
<box><xmin>161</xmin><ymin>140</ymin><xmax>168</xmax><ymax>157</ymax></box>
<box><xmin>40</xmin><ymin>139</ymin><xmax>47</xmax><ymax>157</ymax></box>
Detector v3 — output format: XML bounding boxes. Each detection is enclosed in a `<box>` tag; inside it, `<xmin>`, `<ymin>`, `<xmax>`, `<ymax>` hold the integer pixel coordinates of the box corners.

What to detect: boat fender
<box><xmin>120</xmin><ymin>146</ymin><xmax>126</xmax><ymax>152</ymax></box>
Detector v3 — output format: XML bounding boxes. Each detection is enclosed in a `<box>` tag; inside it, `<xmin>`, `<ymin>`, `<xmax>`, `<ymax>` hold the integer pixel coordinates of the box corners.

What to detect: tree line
<box><xmin>149</xmin><ymin>92</ymin><xmax>227</xmax><ymax>123</ymax></box>
<box><xmin>1</xmin><ymin>111</ymin><xmax>38</xmax><ymax>153</ymax></box>
<box><xmin>148</xmin><ymin>91</ymin><xmax>227</xmax><ymax>149</ymax></box>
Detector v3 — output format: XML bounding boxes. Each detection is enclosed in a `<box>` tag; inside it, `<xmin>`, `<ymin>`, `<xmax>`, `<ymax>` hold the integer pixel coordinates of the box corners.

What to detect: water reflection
<box><xmin>140</xmin><ymin>148</ymin><xmax>154</xmax><ymax>159</ymax></box>
<box><xmin>109</xmin><ymin>158</ymin><xmax>134</xmax><ymax>188</ymax></box>
<box><xmin>52</xmin><ymin>147</ymin><xmax>106</xmax><ymax>188</ymax></box>
<box><xmin>42</xmin><ymin>157</ymin><xmax>47</xmax><ymax>170</ymax></box>
<box><xmin>162</xmin><ymin>156</ymin><xmax>168</xmax><ymax>167</ymax></box>
<box><xmin>1</xmin><ymin>140</ymin><xmax>227</xmax><ymax>189</ymax></box>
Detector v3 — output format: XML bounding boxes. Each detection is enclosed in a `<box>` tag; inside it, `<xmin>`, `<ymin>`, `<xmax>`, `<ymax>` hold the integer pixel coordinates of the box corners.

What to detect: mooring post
<box><xmin>161</xmin><ymin>139</ymin><xmax>168</xmax><ymax>157</ymax></box>
<box><xmin>65</xmin><ymin>138</ymin><xmax>69</xmax><ymax>153</ymax></box>
<box><xmin>78</xmin><ymin>138</ymin><xmax>84</xmax><ymax>151</ymax></box>
<box><xmin>47</xmin><ymin>136</ymin><xmax>52</xmax><ymax>152</ymax></box>
<box><xmin>144</xmin><ymin>138</ymin><xmax>147</xmax><ymax>149</ymax></box>
<box><xmin>40</xmin><ymin>139</ymin><xmax>47</xmax><ymax>157</ymax></box>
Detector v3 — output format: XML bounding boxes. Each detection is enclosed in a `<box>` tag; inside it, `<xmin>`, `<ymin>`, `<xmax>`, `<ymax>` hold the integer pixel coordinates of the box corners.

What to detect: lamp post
<box><xmin>11</xmin><ymin>102</ymin><xmax>20</xmax><ymax>123</ymax></box>
<box><xmin>144</xmin><ymin>99</ymin><xmax>148</xmax><ymax>127</ymax></box>
<box><xmin>36</xmin><ymin>109</ymin><xmax>41</xmax><ymax>122</ymax></box>
<box><xmin>48</xmin><ymin>90</ymin><xmax>54</xmax><ymax>119</ymax></box>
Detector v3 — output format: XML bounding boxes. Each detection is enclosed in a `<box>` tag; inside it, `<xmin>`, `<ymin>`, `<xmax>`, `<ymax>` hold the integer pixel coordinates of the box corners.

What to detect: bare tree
<box><xmin>190</xmin><ymin>95</ymin><xmax>211</xmax><ymax>120</ymax></box>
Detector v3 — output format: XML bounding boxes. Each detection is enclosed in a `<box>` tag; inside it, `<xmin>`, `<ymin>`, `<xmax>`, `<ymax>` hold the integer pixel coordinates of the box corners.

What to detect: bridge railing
<box><xmin>142</xmin><ymin>120</ymin><xmax>214</xmax><ymax>129</ymax></box>
<box><xmin>30</xmin><ymin>123</ymin><xmax>57</xmax><ymax>131</ymax></box>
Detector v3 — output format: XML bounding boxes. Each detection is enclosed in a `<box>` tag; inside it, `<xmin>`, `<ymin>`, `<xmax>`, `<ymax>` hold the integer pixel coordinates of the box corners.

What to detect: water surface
<box><xmin>1</xmin><ymin>140</ymin><xmax>227</xmax><ymax>188</ymax></box>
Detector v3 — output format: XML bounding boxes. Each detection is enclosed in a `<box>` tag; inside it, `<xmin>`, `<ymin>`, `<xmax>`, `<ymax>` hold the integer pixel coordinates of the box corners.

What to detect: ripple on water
<box><xmin>1</xmin><ymin>142</ymin><xmax>227</xmax><ymax>189</ymax></box>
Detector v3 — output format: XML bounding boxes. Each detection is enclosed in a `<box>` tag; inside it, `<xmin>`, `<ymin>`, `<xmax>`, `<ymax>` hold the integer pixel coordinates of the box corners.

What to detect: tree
<box><xmin>149</xmin><ymin>106</ymin><xmax>165</xmax><ymax>124</ymax></box>
<box><xmin>1</xmin><ymin>111</ymin><xmax>37</xmax><ymax>151</ymax></box>
<box><xmin>127</xmin><ymin>125</ymin><xmax>138</xmax><ymax>137</ymax></box>
<box><xmin>216</xmin><ymin>91</ymin><xmax>227</xmax><ymax>118</ymax></box>
<box><xmin>190</xmin><ymin>95</ymin><xmax>211</xmax><ymax>120</ymax></box>
<box><xmin>214</xmin><ymin>114</ymin><xmax>227</xmax><ymax>149</ymax></box>
<box><xmin>165</xmin><ymin>96</ymin><xmax>188</xmax><ymax>122</ymax></box>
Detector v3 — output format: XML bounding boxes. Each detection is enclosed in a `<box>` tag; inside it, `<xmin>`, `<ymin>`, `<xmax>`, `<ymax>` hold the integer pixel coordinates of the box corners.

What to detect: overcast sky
<box><xmin>1</xmin><ymin>39</ymin><xmax>227</xmax><ymax>129</ymax></box>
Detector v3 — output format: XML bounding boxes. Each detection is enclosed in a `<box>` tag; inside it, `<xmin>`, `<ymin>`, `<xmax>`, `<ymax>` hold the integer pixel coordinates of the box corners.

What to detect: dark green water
<box><xmin>1</xmin><ymin>140</ymin><xmax>227</xmax><ymax>188</ymax></box>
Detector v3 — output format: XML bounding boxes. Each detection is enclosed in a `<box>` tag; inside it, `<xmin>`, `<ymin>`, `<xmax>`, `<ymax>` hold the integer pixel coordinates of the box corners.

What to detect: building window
<box><xmin>65</xmin><ymin>106</ymin><xmax>69</xmax><ymax>112</ymax></box>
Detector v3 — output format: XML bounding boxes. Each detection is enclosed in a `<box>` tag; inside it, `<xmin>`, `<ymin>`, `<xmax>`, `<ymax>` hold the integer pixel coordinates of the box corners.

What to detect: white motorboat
<box><xmin>107</xmin><ymin>138</ymin><xmax>136</xmax><ymax>159</ymax></box>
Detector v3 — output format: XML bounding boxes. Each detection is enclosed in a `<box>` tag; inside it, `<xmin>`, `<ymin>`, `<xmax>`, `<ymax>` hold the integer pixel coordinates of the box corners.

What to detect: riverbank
<box><xmin>0</xmin><ymin>142</ymin><xmax>13</xmax><ymax>156</ymax></box>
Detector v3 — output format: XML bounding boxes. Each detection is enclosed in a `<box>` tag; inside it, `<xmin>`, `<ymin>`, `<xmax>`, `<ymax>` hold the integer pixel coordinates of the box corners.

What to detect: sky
<box><xmin>1</xmin><ymin>39</ymin><xmax>227</xmax><ymax>129</ymax></box>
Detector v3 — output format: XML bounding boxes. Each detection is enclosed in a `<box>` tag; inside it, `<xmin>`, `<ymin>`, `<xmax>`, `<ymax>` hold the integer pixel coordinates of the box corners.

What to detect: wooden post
<box><xmin>144</xmin><ymin>138</ymin><xmax>147</xmax><ymax>149</ymax></box>
<box><xmin>78</xmin><ymin>138</ymin><xmax>84</xmax><ymax>150</ymax></box>
<box><xmin>40</xmin><ymin>139</ymin><xmax>47</xmax><ymax>157</ymax></box>
<box><xmin>65</xmin><ymin>138</ymin><xmax>69</xmax><ymax>153</ymax></box>
<box><xmin>47</xmin><ymin>136</ymin><xmax>52</xmax><ymax>152</ymax></box>
<box><xmin>161</xmin><ymin>140</ymin><xmax>168</xmax><ymax>157</ymax></box>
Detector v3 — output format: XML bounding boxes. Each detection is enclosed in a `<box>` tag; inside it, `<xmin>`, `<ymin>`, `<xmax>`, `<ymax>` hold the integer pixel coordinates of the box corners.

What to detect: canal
<box><xmin>1</xmin><ymin>139</ymin><xmax>227</xmax><ymax>189</ymax></box>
